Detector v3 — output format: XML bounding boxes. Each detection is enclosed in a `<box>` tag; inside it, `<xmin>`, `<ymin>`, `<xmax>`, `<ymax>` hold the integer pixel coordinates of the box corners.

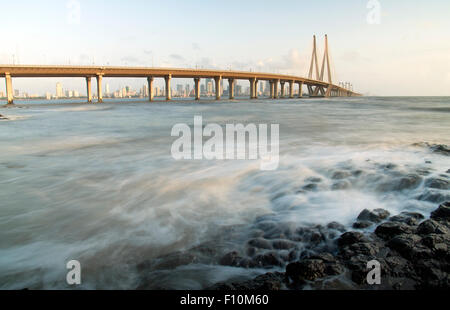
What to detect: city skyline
<box><xmin>1</xmin><ymin>0</ymin><xmax>450</xmax><ymax>96</ymax></box>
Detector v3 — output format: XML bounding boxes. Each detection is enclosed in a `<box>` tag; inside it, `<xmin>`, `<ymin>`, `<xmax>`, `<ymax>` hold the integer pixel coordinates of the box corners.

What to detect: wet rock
<box><xmin>219</xmin><ymin>251</ymin><xmax>243</xmax><ymax>267</ymax></box>
<box><xmin>353</xmin><ymin>221</ymin><xmax>374</xmax><ymax>229</ymax></box>
<box><xmin>327</xmin><ymin>222</ymin><xmax>347</xmax><ymax>232</ymax></box>
<box><xmin>339</xmin><ymin>240</ymin><xmax>382</xmax><ymax>261</ymax></box>
<box><xmin>305</xmin><ymin>177</ymin><xmax>323</xmax><ymax>183</ymax></box>
<box><xmin>416</xmin><ymin>169</ymin><xmax>432</xmax><ymax>176</ymax></box>
<box><xmin>381</xmin><ymin>163</ymin><xmax>398</xmax><ymax>170</ymax></box>
<box><xmin>421</xmin><ymin>234</ymin><xmax>449</xmax><ymax>257</ymax></box>
<box><xmin>431</xmin><ymin>202</ymin><xmax>450</xmax><ymax>221</ymax></box>
<box><xmin>414</xmin><ymin>259</ymin><xmax>450</xmax><ymax>289</ymax></box>
<box><xmin>377</xmin><ymin>174</ymin><xmax>422</xmax><ymax>192</ymax></box>
<box><xmin>252</xmin><ymin>252</ymin><xmax>284</xmax><ymax>267</ymax></box>
<box><xmin>417</xmin><ymin>220</ymin><xmax>449</xmax><ymax>235</ymax></box>
<box><xmin>332</xmin><ymin>171</ymin><xmax>352</xmax><ymax>180</ymax></box>
<box><xmin>346</xmin><ymin>255</ymin><xmax>375</xmax><ymax>285</ymax></box>
<box><xmin>425</xmin><ymin>178</ymin><xmax>450</xmax><ymax>190</ymax></box>
<box><xmin>375</xmin><ymin>222</ymin><xmax>414</xmax><ymax>241</ymax></box>
<box><xmin>272</xmin><ymin>239</ymin><xmax>297</xmax><ymax>250</ymax></box>
<box><xmin>286</xmin><ymin>259</ymin><xmax>327</xmax><ymax>282</ymax></box>
<box><xmin>387</xmin><ymin>234</ymin><xmax>431</xmax><ymax>260</ymax></box>
<box><xmin>389</xmin><ymin>212</ymin><xmax>424</xmax><ymax>226</ymax></box>
<box><xmin>248</xmin><ymin>238</ymin><xmax>273</xmax><ymax>250</ymax></box>
<box><xmin>416</xmin><ymin>189</ymin><xmax>450</xmax><ymax>204</ymax></box>
<box><xmin>150</xmin><ymin>252</ymin><xmax>198</xmax><ymax>270</ymax></box>
<box><xmin>428</xmin><ymin>144</ymin><xmax>450</xmax><ymax>156</ymax></box>
<box><xmin>357</xmin><ymin>208</ymin><xmax>391</xmax><ymax>223</ymax></box>
<box><xmin>208</xmin><ymin>272</ymin><xmax>286</xmax><ymax>291</ymax></box>
<box><xmin>302</xmin><ymin>183</ymin><xmax>319</xmax><ymax>192</ymax></box>
<box><xmin>338</xmin><ymin>232</ymin><xmax>369</xmax><ymax>247</ymax></box>
<box><xmin>332</xmin><ymin>180</ymin><xmax>351</xmax><ymax>190</ymax></box>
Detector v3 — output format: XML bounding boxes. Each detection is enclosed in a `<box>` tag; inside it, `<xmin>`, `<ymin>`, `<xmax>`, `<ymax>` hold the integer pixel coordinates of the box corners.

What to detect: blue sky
<box><xmin>1</xmin><ymin>0</ymin><xmax>450</xmax><ymax>95</ymax></box>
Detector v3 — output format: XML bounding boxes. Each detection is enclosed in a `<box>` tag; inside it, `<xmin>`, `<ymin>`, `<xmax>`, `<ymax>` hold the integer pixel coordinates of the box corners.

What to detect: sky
<box><xmin>1</xmin><ymin>0</ymin><xmax>450</xmax><ymax>96</ymax></box>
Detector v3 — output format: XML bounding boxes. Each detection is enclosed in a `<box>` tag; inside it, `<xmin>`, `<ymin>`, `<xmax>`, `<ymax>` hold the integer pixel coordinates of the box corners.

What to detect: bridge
<box><xmin>0</xmin><ymin>35</ymin><xmax>361</xmax><ymax>105</ymax></box>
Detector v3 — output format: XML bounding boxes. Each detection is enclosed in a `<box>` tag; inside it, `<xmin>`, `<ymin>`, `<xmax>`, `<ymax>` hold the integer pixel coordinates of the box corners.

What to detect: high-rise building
<box><xmin>105</xmin><ymin>84</ymin><xmax>110</xmax><ymax>96</ymax></box>
<box><xmin>176</xmin><ymin>84</ymin><xmax>183</xmax><ymax>97</ymax></box>
<box><xmin>56</xmin><ymin>83</ymin><xmax>63</xmax><ymax>98</ymax></box>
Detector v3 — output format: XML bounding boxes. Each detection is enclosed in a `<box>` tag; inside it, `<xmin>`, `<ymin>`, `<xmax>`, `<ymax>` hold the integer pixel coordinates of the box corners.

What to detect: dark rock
<box><xmin>219</xmin><ymin>251</ymin><xmax>242</xmax><ymax>267</ymax></box>
<box><xmin>417</xmin><ymin>219</ymin><xmax>449</xmax><ymax>235</ymax></box>
<box><xmin>208</xmin><ymin>272</ymin><xmax>286</xmax><ymax>290</ymax></box>
<box><xmin>332</xmin><ymin>171</ymin><xmax>352</xmax><ymax>180</ymax></box>
<box><xmin>346</xmin><ymin>255</ymin><xmax>375</xmax><ymax>285</ymax></box>
<box><xmin>416</xmin><ymin>190</ymin><xmax>450</xmax><ymax>204</ymax></box>
<box><xmin>353</xmin><ymin>221</ymin><xmax>374</xmax><ymax>229</ymax></box>
<box><xmin>431</xmin><ymin>202</ymin><xmax>450</xmax><ymax>221</ymax></box>
<box><xmin>327</xmin><ymin>222</ymin><xmax>347</xmax><ymax>232</ymax></box>
<box><xmin>375</xmin><ymin>222</ymin><xmax>414</xmax><ymax>240</ymax></box>
<box><xmin>414</xmin><ymin>259</ymin><xmax>450</xmax><ymax>289</ymax></box>
<box><xmin>302</xmin><ymin>183</ymin><xmax>319</xmax><ymax>192</ymax></box>
<box><xmin>389</xmin><ymin>212</ymin><xmax>425</xmax><ymax>226</ymax></box>
<box><xmin>0</xmin><ymin>114</ymin><xmax>8</xmax><ymax>120</ymax></box>
<box><xmin>338</xmin><ymin>232</ymin><xmax>369</xmax><ymax>247</ymax></box>
<box><xmin>272</xmin><ymin>239</ymin><xmax>297</xmax><ymax>250</ymax></box>
<box><xmin>252</xmin><ymin>252</ymin><xmax>283</xmax><ymax>267</ymax></box>
<box><xmin>387</xmin><ymin>234</ymin><xmax>431</xmax><ymax>260</ymax></box>
<box><xmin>425</xmin><ymin>178</ymin><xmax>450</xmax><ymax>190</ymax></box>
<box><xmin>421</xmin><ymin>234</ymin><xmax>449</xmax><ymax>257</ymax></box>
<box><xmin>416</xmin><ymin>169</ymin><xmax>432</xmax><ymax>176</ymax></box>
<box><xmin>428</xmin><ymin>144</ymin><xmax>450</xmax><ymax>156</ymax></box>
<box><xmin>377</xmin><ymin>174</ymin><xmax>422</xmax><ymax>192</ymax></box>
<box><xmin>357</xmin><ymin>208</ymin><xmax>391</xmax><ymax>223</ymax></box>
<box><xmin>248</xmin><ymin>238</ymin><xmax>273</xmax><ymax>250</ymax></box>
<box><xmin>286</xmin><ymin>259</ymin><xmax>327</xmax><ymax>282</ymax></box>
<box><xmin>352</xmin><ymin>170</ymin><xmax>364</xmax><ymax>177</ymax></box>
<box><xmin>381</xmin><ymin>163</ymin><xmax>398</xmax><ymax>170</ymax></box>
<box><xmin>332</xmin><ymin>181</ymin><xmax>351</xmax><ymax>190</ymax></box>
<box><xmin>305</xmin><ymin>177</ymin><xmax>322</xmax><ymax>183</ymax></box>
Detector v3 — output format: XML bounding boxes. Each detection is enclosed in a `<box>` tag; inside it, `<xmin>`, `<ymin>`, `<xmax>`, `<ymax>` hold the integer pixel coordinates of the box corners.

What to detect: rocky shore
<box><xmin>209</xmin><ymin>202</ymin><xmax>450</xmax><ymax>290</ymax></box>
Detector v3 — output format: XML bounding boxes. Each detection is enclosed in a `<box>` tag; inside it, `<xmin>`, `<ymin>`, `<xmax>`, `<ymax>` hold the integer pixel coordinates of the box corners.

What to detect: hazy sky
<box><xmin>1</xmin><ymin>0</ymin><xmax>449</xmax><ymax>96</ymax></box>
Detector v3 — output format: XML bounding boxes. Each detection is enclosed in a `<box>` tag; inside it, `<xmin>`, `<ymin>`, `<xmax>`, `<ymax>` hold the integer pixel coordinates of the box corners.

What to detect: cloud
<box><xmin>169</xmin><ymin>54</ymin><xmax>185</xmax><ymax>61</ymax></box>
<box><xmin>121</xmin><ymin>56</ymin><xmax>140</xmax><ymax>65</ymax></box>
<box><xmin>192</xmin><ymin>43</ymin><xmax>201</xmax><ymax>50</ymax></box>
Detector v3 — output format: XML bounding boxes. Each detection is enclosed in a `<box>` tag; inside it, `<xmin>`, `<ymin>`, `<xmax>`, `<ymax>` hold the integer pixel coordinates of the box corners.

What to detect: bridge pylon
<box><xmin>308</xmin><ymin>34</ymin><xmax>338</xmax><ymax>98</ymax></box>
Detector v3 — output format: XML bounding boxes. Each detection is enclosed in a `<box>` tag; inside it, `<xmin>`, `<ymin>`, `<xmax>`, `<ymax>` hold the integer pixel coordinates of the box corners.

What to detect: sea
<box><xmin>0</xmin><ymin>96</ymin><xmax>449</xmax><ymax>289</ymax></box>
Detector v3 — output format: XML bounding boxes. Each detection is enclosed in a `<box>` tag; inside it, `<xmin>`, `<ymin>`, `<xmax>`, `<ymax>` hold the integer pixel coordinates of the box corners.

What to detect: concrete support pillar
<box><xmin>249</xmin><ymin>78</ymin><xmax>256</xmax><ymax>99</ymax></box>
<box><xmin>269</xmin><ymin>81</ymin><xmax>274</xmax><ymax>99</ymax></box>
<box><xmin>147</xmin><ymin>77</ymin><xmax>154</xmax><ymax>102</ymax></box>
<box><xmin>298</xmin><ymin>82</ymin><xmax>303</xmax><ymax>98</ymax></box>
<box><xmin>86</xmin><ymin>77</ymin><xmax>92</xmax><ymax>103</ymax></box>
<box><xmin>214</xmin><ymin>76</ymin><xmax>222</xmax><ymax>100</ymax></box>
<box><xmin>274</xmin><ymin>80</ymin><xmax>279</xmax><ymax>98</ymax></box>
<box><xmin>96</xmin><ymin>75</ymin><xmax>103</xmax><ymax>103</ymax></box>
<box><xmin>289</xmin><ymin>81</ymin><xmax>294</xmax><ymax>98</ymax></box>
<box><xmin>165</xmin><ymin>75</ymin><xmax>172</xmax><ymax>101</ymax></box>
<box><xmin>194</xmin><ymin>78</ymin><xmax>201</xmax><ymax>100</ymax></box>
<box><xmin>5</xmin><ymin>73</ymin><xmax>13</xmax><ymax>104</ymax></box>
<box><xmin>254</xmin><ymin>80</ymin><xmax>259</xmax><ymax>99</ymax></box>
<box><xmin>228</xmin><ymin>78</ymin><xmax>235</xmax><ymax>99</ymax></box>
<box><xmin>280</xmin><ymin>81</ymin><xmax>286</xmax><ymax>98</ymax></box>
